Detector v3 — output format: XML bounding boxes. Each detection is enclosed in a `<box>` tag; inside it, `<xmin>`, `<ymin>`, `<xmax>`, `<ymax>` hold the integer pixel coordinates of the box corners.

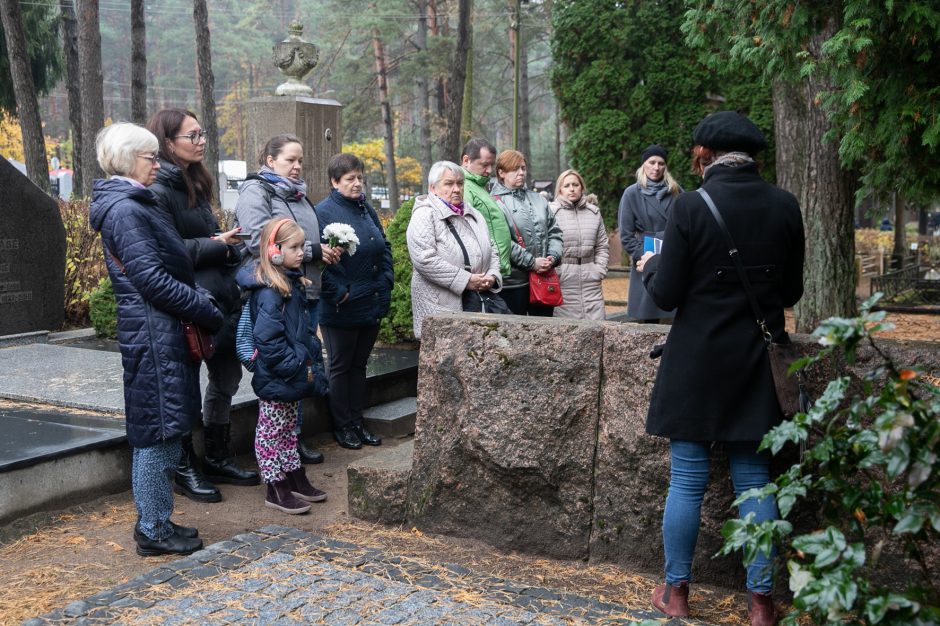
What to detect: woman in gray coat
<box><xmin>234</xmin><ymin>133</ymin><xmax>341</xmax><ymax>464</ymax></box>
<box><xmin>618</xmin><ymin>144</ymin><xmax>681</xmax><ymax>322</ymax></box>
<box><xmin>490</xmin><ymin>149</ymin><xmax>563</xmax><ymax>316</ymax></box>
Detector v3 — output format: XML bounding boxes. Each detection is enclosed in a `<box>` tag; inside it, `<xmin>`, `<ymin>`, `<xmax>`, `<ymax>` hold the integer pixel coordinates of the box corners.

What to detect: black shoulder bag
<box><xmin>697</xmin><ymin>188</ymin><xmax>810</xmax><ymax>416</ymax></box>
<box><xmin>444</xmin><ymin>220</ymin><xmax>509</xmax><ymax>315</ymax></box>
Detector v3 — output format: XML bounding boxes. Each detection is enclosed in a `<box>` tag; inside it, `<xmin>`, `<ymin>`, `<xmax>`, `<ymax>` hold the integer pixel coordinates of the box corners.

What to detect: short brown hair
<box><xmin>495</xmin><ymin>149</ymin><xmax>527</xmax><ymax>178</ymax></box>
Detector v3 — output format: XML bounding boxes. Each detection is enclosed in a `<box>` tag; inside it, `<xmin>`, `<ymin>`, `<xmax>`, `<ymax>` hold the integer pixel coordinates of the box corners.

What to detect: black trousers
<box><xmin>320</xmin><ymin>324</ymin><xmax>380</xmax><ymax>431</ymax></box>
<box><xmin>502</xmin><ymin>285</ymin><xmax>554</xmax><ymax>317</ymax></box>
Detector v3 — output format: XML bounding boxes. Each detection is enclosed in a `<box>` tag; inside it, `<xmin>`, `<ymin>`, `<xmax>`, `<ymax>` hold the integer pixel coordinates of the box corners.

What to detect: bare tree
<box><xmin>130</xmin><ymin>0</ymin><xmax>146</xmax><ymax>124</ymax></box>
<box><xmin>460</xmin><ymin>3</ymin><xmax>474</xmax><ymax>145</ymax></box>
<box><xmin>372</xmin><ymin>27</ymin><xmax>399</xmax><ymax>213</ymax></box>
<box><xmin>78</xmin><ymin>0</ymin><xmax>104</xmax><ymax>197</ymax></box>
<box><xmin>59</xmin><ymin>0</ymin><xmax>82</xmax><ymax>192</ymax></box>
<box><xmin>442</xmin><ymin>0</ymin><xmax>471</xmax><ymax>160</ymax></box>
<box><xmin>193</xmin><ymin>0</ymin><xmax>219</xmax><ymax>198</ymax></box>
<box><xmin>0</xmin><ymin>0</ymin><xmax>49</xmax><ymax>192</ymax></box>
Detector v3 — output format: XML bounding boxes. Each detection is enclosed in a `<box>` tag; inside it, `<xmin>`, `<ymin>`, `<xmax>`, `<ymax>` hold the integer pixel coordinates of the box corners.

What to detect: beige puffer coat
<box><xmin>407</xmin><ymin>194</ymin><xmax>501</xmax><ymax>339</ymax></box>
<box><xmin>550</xmin><ymin>198</ymin><xmax>609</xmax><ymax>320</ymax></box>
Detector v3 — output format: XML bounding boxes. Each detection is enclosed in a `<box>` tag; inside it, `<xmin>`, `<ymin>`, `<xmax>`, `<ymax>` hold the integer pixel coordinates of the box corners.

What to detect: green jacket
<box><xmin>462</xmin><ymin>168</ymin><xmax>511</xmax><ymax>277</ymax></box>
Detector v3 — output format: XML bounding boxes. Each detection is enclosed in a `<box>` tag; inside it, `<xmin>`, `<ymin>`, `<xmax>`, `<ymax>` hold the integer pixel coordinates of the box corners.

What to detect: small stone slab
<box><xmin>0</xmin><ymin>406</ymin><xmax>124</xmax><ymax>471</ymax></box>
<box><xmin>347</xmin><ymin>440</ymin><xmax>413</xmax><ymax>524</ymax></box>
<box><xmin>362</xmin><ymin>396</ymin><xmax>417</xmax><ymax>437</ymax></box>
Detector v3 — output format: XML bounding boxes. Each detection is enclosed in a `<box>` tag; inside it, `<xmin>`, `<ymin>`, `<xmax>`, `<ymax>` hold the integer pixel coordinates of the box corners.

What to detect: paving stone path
<box><xmin>23</xmin><ymin>525</ymin><xmax>695</xmax><ymax>625</ymax></box>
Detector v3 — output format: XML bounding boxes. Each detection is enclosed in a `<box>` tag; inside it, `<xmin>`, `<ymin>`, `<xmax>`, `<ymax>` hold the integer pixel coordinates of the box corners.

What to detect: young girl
<box><xmin>236</xmin><ymin>218</ymin><xmax>329</xmax><ymax>514</ymax></box>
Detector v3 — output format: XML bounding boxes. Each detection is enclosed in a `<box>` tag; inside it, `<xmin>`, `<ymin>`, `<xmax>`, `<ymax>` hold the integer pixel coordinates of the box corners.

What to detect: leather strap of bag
<box><xmin>444</xmin><ymin>220</ymin><xmax>472</xmax><ymax>272</ymax></box>
<box><xmin>696</xmin><ymin>188</ymin><xmax>773</xmax><ymax>344</ymax></box>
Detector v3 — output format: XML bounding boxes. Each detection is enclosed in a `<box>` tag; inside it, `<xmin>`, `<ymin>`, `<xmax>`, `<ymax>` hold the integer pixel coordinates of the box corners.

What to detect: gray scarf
<box><xmin>641</xmin><ymin>178</ymin><xmax>670</xmax><ymax>200</ymax></box>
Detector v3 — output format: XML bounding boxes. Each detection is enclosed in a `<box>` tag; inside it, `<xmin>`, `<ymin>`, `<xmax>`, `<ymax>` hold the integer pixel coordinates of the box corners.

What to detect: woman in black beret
<box><xmin>617</xmin><ymin>144</ymin><xmax>681</xmax><ymax>322</ymax></box>
<box><xmin>637</xmin><ymin>111</ymin><xmax>805</xmax><ymax>626</ymax></box>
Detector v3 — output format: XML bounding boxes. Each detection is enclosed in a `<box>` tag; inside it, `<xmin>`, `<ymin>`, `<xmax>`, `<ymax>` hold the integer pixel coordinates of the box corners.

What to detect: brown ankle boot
<box><xmin>264</xmin><ymin>480</ymin><xmax>311</xmax><ymax>515</ymax></box>
<box><xmin>285</xmin><ymin>468</ymin><xmax>327</xmax><ymax>502</ymax></box>
<box><xmin>651</xmin><ymin>581</ymin><xmax>690</xmax><ymax>617</ymax></box>
<box><xmin>748</xmin><ymin>591</ymin><xmax>778</xmax><ymax>626</ymax></box>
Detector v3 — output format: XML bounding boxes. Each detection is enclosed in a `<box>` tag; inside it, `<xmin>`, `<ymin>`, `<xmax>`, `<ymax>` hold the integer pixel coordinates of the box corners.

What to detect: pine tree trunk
<box><xmin>519</xmin><ymin>26</ymin><xmax>531</xmax><ymax>176</ymax></box>
<box><xmin>193</xmin><ymin>0</ymin><xmax>219</xmax><ymax>202</ymax></box>
<box><xmin>892</xmin><ymin>192</ymin><xmax>906</xmax><ymax>267</ymax></box>
<box><xmin>0</xmin><ymin>0</ymin><xmax>50</xmax><ymax>192</ymax></box>
<box><xmin>443</xmin><ymin>0</ymin><xmax>471</xmax><ymax>161</ymax></box>
<box><xmin>77</xmin><ymin>0</ymin><xmax>103</xmax><ymax>197</ymax></box>
<box><xmin>130</xmin><ymin>0</ymin><xmax>146</xmax><ymax>124</ymax></box>
<box><xmin>460</xmin><ymin>17</ymin><xmax>474</xmax><ymax>144</ymax></box>
<box><xmin>776</xmin><ymin>22</ymin><xmax>857</xmax><ymax>332</ymax></box>
<box><xmin>415</xmin><ymin>0</ymin><xmax>432</xmax><ymax>182</ymax></box>
<box><xmin>59</xmin><ymin>0</ymin><xmax>82</xmax><ymax>192</ymax></box>
<box><xmin>372</xmin><ymin>29</ymin><xmax>399</xmax><ymax>213</ymax></box>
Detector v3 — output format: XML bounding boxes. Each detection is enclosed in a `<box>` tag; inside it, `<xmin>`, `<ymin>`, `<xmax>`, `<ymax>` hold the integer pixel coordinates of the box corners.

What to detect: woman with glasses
<box><xmin>147</xmin><ymin>108</ymin><xmax>260</xmax><ymax>504</ymax></box>
<box><xmin>90</xmin><ymin>122</ymin><xmax>223</xmax><ymax>556</ymax></box>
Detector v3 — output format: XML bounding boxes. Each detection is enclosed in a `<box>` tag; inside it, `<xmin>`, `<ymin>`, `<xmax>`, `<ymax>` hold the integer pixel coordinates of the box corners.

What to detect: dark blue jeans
<box><xmin>663</xmin><ymin>440</ymin><xmax>778</xmax><ymax>593</ymax></box>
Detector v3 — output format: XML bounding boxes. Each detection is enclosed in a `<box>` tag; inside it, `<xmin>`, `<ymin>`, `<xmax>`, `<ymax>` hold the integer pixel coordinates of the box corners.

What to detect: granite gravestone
<box><xmin>0</xmin><ymin>155</ymin><xmax>66</xmax><ymax>335</ymax></box>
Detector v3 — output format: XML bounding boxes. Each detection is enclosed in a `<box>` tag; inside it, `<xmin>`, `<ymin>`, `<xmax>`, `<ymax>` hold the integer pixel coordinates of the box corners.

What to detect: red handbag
<box><xmin>182</xmin><ymin>321</ymin><xmax>215</xmax><ymax>364</ymax></box>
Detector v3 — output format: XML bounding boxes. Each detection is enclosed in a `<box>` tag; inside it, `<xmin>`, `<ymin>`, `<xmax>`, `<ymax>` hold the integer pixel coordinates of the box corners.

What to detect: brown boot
<box><xmin>651</xmin><ymin>581</ymin><xmax>690</xmax><ymax>618</ymax></box>
<box><xmin>264</xmin><ymin>480</ymin><xmax>311</xmax><ymax>515</ymax></box>
<box><xmin>285</xmin><ymin>468</ymin><xmax>327</xmax><ymax>502</ymax></box>
<box><xmin>748</xmin><ymin>591</ymin><xmax>779</xmax><ymax>626</ymax></box>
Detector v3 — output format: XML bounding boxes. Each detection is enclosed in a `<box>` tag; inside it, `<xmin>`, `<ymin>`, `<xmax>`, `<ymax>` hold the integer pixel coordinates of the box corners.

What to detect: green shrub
<box><xmin>722</xmin><ymin>294</ymin><xmax>940</xmax><ymax>625</ymax></box>
<box><xmin>88</xmin><ymin>276</ymin><xmax>117</xmax><ymax>338</ymax></box>
<box><xmin>60</xmin><ymin>198</ymin><xmax>106</xmax><ymax>328</ymax></box>
<box><xmin>378</xmin><ymin>197</ymin><xmax>415</xmax><ymax>344</ymax></box>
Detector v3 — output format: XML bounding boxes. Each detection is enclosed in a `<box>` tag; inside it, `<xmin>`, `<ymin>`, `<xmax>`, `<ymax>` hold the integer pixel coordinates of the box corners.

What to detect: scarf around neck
<box><xmin>258</xmin><ymin>165</ymin><xmax>307</xmax><ymax>199</ymax></box>
<box><xmin>704</xmin><ymin>151</ymin><xmax>754</xmax><ymax>174</ymax></box>
<box><xmin>641</xmin><ymin>178</ymin><xmax>669</xmax><ymax>200</ymax></box>
<box><xmin>433</xmin><ymin>193</ymin><xmax>464</xmax><ymax>216</ymax></box>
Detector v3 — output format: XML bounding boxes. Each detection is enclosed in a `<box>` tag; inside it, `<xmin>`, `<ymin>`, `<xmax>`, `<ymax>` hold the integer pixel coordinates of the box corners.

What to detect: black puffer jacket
<box><xmin>150</xmin><ymin>160</ymin><xmax>242</xmax><ymax>353</ymax></box>
<box><xmin>89</xmin><ymin>178</ymin><xmax>223</xmax><ymax>448</ymax></box>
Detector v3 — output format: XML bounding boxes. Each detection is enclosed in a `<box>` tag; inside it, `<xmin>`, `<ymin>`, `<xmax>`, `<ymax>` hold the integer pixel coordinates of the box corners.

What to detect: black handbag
<box><xmin>698</xmin><ymin>188</ymin><xmax>811</xmax><ymax>416</ymax></box>
<box><xmin>445</xmin><ymin>220</ymin><xmax>509</xmax><ymax>314</ymax></box>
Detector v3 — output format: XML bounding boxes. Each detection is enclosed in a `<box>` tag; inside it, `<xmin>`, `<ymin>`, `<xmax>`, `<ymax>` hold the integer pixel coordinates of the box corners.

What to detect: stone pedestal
<box><xmin>0</xmin><ymin>156</ymin><xmax>65</xmax><ymax>336</ymax></box>
<box><xmin>246</xmin><ymin>97</ymin><xmax>342</xmax><ymax>204</ymax></box>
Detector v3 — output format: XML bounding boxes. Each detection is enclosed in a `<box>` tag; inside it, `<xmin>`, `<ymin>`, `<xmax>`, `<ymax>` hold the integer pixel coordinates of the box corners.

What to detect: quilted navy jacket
<box><xmin>314</xmin><ymin>189</ymin><xmax>393</xmax><ymax>328</ymax></box>
<box><xmin>236</xmin><ymin>262</ymin><xmax>327</xmax><ymax>402</ymax></box>
<box><xmin>89</xmin><ymin>178</ymin><xmax>223</xmax><ymax>448</ymax></box>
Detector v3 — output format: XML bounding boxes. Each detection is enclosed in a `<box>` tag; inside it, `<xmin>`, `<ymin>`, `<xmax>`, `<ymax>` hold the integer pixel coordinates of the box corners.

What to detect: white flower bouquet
<box><xmin>323</xmin><ymin>222</ymin><xmax>360</xmax><ymax>256</ymax></box>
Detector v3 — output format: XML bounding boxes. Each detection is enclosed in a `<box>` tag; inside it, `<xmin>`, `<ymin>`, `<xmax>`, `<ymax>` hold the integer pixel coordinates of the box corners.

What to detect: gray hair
<box><xmin>95</xmin><ymin>122</ymin><xmax>159</xmax><ymax>177</ymax></box>
<box><xmin>427</xmin><ymin>160</ymin><xmax>464</xmax><ymax>191</ymax></box>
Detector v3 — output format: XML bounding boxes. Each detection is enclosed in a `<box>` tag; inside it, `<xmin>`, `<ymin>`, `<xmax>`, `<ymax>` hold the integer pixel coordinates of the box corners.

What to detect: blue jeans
<box><xmin>295</xmin><ymin>299</ymin><xmax>320</xmax><ymax>436</ymax></box>
<box><xmin>663</xmin><ymin>440</ymin><xmax>778</xmax><ymax>593</ymax></box>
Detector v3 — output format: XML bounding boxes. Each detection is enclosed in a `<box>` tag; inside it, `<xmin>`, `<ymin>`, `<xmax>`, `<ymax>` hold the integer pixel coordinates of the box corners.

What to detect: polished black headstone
<box><xmin>0</xmin><ymin>155</ymin><xmax>66</xmax><ymax>335</ymax></box>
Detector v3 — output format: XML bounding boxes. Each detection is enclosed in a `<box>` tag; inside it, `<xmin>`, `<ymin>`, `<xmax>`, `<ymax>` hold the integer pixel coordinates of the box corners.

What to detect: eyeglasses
<box><xmin>137</xmin><ymin>153</ymin><xmax>159</xmax><ymax>164</ymax></box>
<box><xmin>174</xmin><ymin>130</ymin><xmax>207</xmax><ymax>144</ymax></box>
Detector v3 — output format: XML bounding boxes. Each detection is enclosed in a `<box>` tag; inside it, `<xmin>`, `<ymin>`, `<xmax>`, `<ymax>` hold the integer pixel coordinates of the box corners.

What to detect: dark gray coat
<box><xmin>641</xmin><ymin>163</ymin><xmax>804</xmax><ymax>442</ymax></box>
<box><xmin>618</xmin><ymin>182</ymin><xmax>679</xmax><ymax>320</ymax></box>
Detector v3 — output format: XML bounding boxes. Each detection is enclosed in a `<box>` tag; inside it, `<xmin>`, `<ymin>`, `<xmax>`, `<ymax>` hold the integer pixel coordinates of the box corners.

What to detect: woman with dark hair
<box><xmin>90</xmin><ymin>122</ymin><xmax>223</xmax><ymax>556</ymax></box>
<box><xmin>618</xmin><ymin>144</ymin><xmax>682</xmax><ymax>323</ymax></box>
<box><xmin>490</xmin><ymin>149</ymin><xmax>563</xmax><ymax>316</ymax></box>
<box><xmin>314</xmin><ymin>153</ymin><xmax>393</xmax><ymax>450</ymax></box>
<box><xmin>637</xmin><ymin>111</ymin><xmax>805</xmax><ymax>626</ymax></box>
<box><xmin>147</xmin><ymin>108</ymin><xmax>258</xmax><ymax>503</ymax></box>
<box><xmin>235</xmin><ymin>134</ymin><xmax>341</xmax><ymax>465</ymax></box>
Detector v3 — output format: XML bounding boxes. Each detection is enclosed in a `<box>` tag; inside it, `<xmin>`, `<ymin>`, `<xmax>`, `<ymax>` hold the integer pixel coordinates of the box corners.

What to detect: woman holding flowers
<box><xmin>235</xmin><ymin>134</ymin><xmax>341</xmax><ymax>465</ymax></box>
<box><xmin>315</xmin><ymin>153</ymin><xmax>393</xmax><ymax>450</ymax></box>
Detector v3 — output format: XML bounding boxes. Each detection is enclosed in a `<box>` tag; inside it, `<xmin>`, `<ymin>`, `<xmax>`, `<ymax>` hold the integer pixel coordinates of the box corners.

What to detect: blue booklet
<box><xmin>643</xmin><ymin>235</ymin><xmax>663</xmax><ymax>254</ymax></box>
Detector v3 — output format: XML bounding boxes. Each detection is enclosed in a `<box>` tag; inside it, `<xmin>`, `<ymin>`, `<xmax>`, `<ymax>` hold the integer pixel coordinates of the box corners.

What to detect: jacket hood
<box><xmin>89</xmin><ymin>178</ymin><xmax>158</xmax><ymax>232</ymax></box>
<box><xmin>236</xmin><ymin>261</ymin><xmax>303</xmax><ymax>292</ymax></box>
<box><xmin>240</xmin><ymin>174</ymin><xmax>297</xmax><ymax>202</ymax></box>
<box><xmin>462</xmin><ymin>168</ymin><xmax>492</xmax><ymax>188</ymax></box>
<box><xmin>490</xmin><ymin>180</ymin><xmax>527</xmax><ymax>197</ymax></box>
<box><xmin>415</xmin><ymin>193</ymin><xmax>483</xmax><ymax>224</ymax></box>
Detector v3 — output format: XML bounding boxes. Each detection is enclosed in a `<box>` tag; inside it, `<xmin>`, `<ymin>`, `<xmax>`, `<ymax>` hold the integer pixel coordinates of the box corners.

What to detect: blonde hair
<box><xmin>554</xmin><ymin>169</ymin><xmax>586</xmax><ymax>199</ymax></box>
<box><xmin>635</xmin><ymin>163</ymin><xmax>680</xmax><ymax>196</ymax></box>
<box><xmin>255</xmin><ymin>219</ymin><xmax>309</xmax><ymax>297</ymax></box>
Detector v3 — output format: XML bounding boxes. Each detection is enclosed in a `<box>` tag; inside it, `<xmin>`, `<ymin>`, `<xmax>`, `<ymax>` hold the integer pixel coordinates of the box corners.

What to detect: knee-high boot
<box><xmin>203</xmin><ymin>424</ymin><xmax>260</xmax><ymax>486</ymax></box>
<box><xmin>174</xmin><ymin>434</ymin><xmax>221</xmax><ymax>503</ymax></box>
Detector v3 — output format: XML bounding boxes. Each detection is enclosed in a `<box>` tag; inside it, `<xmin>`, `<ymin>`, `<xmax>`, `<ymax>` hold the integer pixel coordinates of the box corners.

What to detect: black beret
<box><xmin>693</xmin><ymin>111</ymin><xmax>767</xmax><ymax>154</ymax></box>
<box><xmin>641</xmin><ymin>144</ymin><xmax>668</xmax><ymax>164</ymax></box>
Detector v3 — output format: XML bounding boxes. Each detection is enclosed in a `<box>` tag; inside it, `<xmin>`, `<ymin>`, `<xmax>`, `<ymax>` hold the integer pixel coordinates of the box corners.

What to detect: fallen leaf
<box><xmin>66</xmin><ymin>536</ymin><xmax>86</xmax><ymax>545</ymax></box>
<box><xmin>106</xmin><ymin>541</ymin><xmax>125</xmax><ymax>552</ymax></box>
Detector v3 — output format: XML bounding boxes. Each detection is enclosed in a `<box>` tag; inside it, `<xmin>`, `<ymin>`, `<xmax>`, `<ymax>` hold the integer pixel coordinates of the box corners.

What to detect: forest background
<box><xmin>2</xmin><ymin>0</ymin><xmax>940</xmax><ymax>335</ymax></box>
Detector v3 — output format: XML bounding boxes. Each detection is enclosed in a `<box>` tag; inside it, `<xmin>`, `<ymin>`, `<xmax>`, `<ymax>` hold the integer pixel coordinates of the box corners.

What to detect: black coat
<box><xmin>150</xmin><ymin>161</ymin><xmax>243</xmax><ymax>353</ymax></box>
<box><xmin>642</xmin><ymin>163</ymin><xmax>805</xmax><ymax>442</ymax></box>
<box><xmin>89</xmin><ymin>178</ymin><xmax>223</xmax><ymax>448</ymax></box>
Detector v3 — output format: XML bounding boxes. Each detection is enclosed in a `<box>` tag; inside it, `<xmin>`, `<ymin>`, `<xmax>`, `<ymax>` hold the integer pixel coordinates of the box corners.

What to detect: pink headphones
<box><xmin>266</xmin><ymin>218</ymin><xmax>292</xmax><ymax>266</ymax></box>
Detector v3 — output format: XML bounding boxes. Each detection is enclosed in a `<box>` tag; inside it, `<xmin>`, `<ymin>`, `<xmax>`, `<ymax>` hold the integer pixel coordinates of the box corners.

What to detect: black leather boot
<box><xmin>174</xmin><ymin>434</ymin><xmax>222</xmax><ymax>503</ymax></box>
<box><xmin>354</xmin><ymin>422</ymin><xmax>382</xmax><ymax>446</ymax></box>
<box><xmin>297</xmin><ymin>439</ymin><xmax>325</xmax><ymax>464</ymax></box>
<box><xmin>203</xmin><ymin>424</ymin><xmax>260</xmax><ymax>486</ymax></box>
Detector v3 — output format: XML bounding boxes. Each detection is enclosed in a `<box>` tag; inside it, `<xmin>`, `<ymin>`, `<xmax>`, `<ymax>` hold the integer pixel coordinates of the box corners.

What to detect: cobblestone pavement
<box><xmin>23</xmin><ymin>525</ymin><xmax>701</xmax><ymax>625</ymax></box>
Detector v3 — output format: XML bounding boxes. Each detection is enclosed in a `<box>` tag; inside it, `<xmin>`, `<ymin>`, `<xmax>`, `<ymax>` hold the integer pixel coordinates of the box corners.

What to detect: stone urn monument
<box><xmin>273</xmin><ymin>21</ymin><xmax>320</xmax><ymax>97</ymax></box>
<box><xmin>247</xmin><ymin>21</ymin><xmax>342</xmax><ymax>203</ymax></box>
